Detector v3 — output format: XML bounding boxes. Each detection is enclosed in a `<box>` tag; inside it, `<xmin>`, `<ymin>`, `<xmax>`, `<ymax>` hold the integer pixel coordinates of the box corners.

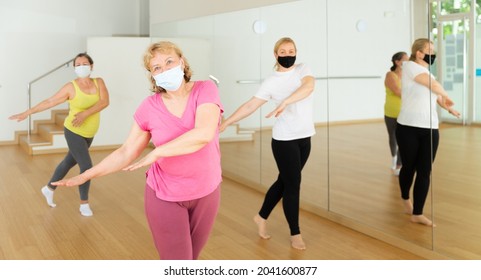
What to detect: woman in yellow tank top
<box><xmin>384</xmin><ymin>51</ymin><xmax>408</xmax><ymax>175</ymax></box>
<box><xmin>9</xmin><ymin>53</ymin><xmax>110</xmax><ymax>216</ymax></box>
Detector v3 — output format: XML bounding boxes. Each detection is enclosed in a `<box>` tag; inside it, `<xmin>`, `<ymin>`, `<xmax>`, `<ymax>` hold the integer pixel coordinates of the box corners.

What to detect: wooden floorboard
<box><xmin>0</xmin><ymin>144</ymin><xmax>422</xmax><ymax>260</ymax></box>
<box><xmin>221</xmin><ymin>122</ymin><xmax>481</xmax><ymax>260</ymax></box>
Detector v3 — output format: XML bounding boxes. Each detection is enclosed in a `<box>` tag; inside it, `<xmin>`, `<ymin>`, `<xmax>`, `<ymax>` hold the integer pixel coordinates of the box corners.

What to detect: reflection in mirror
<box><xmin>324</xmin><ymin>0</ymin><xmax>435</xmax><ymax>249</ymax></box>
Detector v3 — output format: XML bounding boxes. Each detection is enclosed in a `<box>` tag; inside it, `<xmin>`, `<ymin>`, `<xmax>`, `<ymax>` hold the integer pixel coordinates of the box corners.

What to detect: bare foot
<box><xmin>411</xmin><ymin>215</ymin><xmax>436</xmax><ymax>227</ymax></box>
<box><xmin>253</xmin><ymin>214</ymin><xmax>271</xmax><ymax>239</ymax></box>
<box><xmin>402</xmin><ymin>199</ymin><xmax>413</xmax><ymax>214</ymax></box>
<box><xmin>290</xmin><ymin>234</ymin><xmax>306</xmax><ymax>250</ymax></box>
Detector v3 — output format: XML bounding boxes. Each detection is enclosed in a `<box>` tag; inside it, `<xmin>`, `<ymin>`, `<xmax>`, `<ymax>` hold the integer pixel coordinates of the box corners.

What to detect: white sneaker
<box><xmin>79</xmin><ymin>204</ymin><xmax>93</xmax><ymax>217</ymax></box>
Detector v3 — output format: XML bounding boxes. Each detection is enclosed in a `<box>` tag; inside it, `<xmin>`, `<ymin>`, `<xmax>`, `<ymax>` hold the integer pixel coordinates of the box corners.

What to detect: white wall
<box><xmin>0</xmin><ymin>0</ymin><xmax>147</xmax><ymax>142</ymax></box>
<box><xmin>150</xmin><ymin>0</ymin><xmax>301</xmax><ymax>24</ymax></box>
<box><xmin>85</xmin><ymin>37</ymin><xmax>152</xmax><ymax>147</ymax></box>
<box><xmin>412</xmin><ymin>0</ymin><xmax>429</xmax><ymax>39</ymax></box>
<box><xmin>326</xmin><ymin>0</ymin><xmax>412</xmax><ymax>122</ymax></box>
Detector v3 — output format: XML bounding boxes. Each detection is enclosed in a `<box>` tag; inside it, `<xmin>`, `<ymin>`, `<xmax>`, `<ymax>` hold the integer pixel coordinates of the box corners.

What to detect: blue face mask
<box><xmin>152</xmin><ymin>64</ymin><xmax>184</xmax><ymax>91</ymax></box>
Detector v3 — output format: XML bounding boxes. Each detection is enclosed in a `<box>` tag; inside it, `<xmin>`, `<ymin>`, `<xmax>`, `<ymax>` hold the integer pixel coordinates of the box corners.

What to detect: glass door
<box><xmin>436</xmin><ymin>16</ymin><xmax>470</xmax><ymax>124</ymax></box>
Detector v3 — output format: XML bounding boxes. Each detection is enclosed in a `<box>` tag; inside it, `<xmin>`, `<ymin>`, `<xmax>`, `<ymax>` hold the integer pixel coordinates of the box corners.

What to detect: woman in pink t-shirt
<box><xmin>53</xmin><ymin>41</ymin><xmax>224</xmax><ymax>260</ymax></box>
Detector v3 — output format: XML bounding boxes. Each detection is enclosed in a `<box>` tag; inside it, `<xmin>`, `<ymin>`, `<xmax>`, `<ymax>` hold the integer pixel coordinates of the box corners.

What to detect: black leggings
<box><xmin>395</xmin><ymin>124</ymin><xmax>439</xmax><ymax>215</ymax></box>
<box><xmin>47</xmin><ymin>127</ymin><xmax>94</xmax><ymax>201</ymax></box>
<box><xmin>258</xmin><ymin>137</ymin><xmax>311</xmax><ymax>236</ymax></box>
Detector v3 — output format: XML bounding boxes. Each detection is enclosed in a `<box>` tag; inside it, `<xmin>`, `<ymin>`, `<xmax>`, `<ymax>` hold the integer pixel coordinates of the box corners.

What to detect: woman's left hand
<box><xmin>72</xmin><ymin>112</ymin><xmax>87</xmax><ymax>127</ymax></box>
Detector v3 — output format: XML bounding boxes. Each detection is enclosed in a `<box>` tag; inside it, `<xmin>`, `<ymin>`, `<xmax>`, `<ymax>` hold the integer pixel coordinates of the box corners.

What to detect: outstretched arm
<box><xmin>414</xmin><ymin>73</ymin><xmax>454</xmax><ymax>108</ymax></box>
<box><xmin>51</xmin><ymin>122</ymin><xmax>151</xmax><ymax>187</ymax></box>
<box><xmin>437</xmin><ymin>95</ymin><xmax>461</xmax><ymax>118</ymax></box>
<box><xmin>8</xmin><ymin>83</ymin><xmax>73</xmax><ymax>122</ymax></box>
<box><xmin>220</xmin><ymin>97</ymin><xmax>266</xmax><ymax>132</ymax></box>
<box><xmin>265</xmin><ymin>75</ymin><xmax>315</xmax><ymax>118</ymax></box>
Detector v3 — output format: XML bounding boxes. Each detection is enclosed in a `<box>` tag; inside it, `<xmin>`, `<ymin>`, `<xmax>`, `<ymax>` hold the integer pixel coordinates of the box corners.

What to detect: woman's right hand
<box><xmin>219</xmin><ymin>121</ymin><xmax>228</xmax><ymax>132</ymax></box>
<box><xmin>8</xmin><ymin>112</ymin><xmax>28</xmax><ymax>122</ymax></box>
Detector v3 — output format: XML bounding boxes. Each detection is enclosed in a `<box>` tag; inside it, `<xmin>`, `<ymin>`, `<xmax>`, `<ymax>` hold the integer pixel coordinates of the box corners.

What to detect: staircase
<box><xmin>16</xmin><ymin>109</ymin><xmax>69</xmax><ymax>155</ymax></box>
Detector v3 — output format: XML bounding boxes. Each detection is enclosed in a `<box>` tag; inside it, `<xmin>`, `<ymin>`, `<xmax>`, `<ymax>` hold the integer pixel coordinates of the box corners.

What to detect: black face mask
<box><xmin>423</xmin><ymin>53</ymin><xmax>436</xmax><ymax>65</ymax></box>
<box><xmin>277</xmin><ymin>55</ymin><xmax>296</xmax><ymax>68</ymax></box>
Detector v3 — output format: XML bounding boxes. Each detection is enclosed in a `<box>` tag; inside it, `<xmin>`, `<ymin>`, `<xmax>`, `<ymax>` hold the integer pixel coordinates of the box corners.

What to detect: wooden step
<box><xmin>17</xmin><ymin>109</ymin><xmax>69</xmax><ymax>155</ymax></box>
<box><xmin>54</xmin><ymin>112</ymin><xmax>68</xmax><ymax>126</ymax></box>
<box><xmin>38</xmin><ymin>123</ymin><xmax>64</xmax><ymax>140</ymax></box>
<box><xmin>18</xmin><ymin>134</ymin><xmax>51</xmax><ymax>155</ymax></box>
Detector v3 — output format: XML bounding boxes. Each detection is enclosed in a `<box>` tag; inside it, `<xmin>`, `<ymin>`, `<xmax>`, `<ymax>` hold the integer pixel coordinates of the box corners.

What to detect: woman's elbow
<box><xmin>201</xmin><ymin>134</ymin><xmax>216</xmax><ymax>144</ymax></box>
<box><xmin>305</xmin><ymin>85</ymin><xmax>315</xmax><ymax>96</ymax></box>
<box><xmin>308</xmin><ymin>85</ymin><xmax>315</xmax><ymax>94</ymax></box>
<box><xmin>198</xmin><ymin>129</ymin><xmax>217</xmax><ymax>144</ymax></box>
<box><xmin>304</xmin><ymin>80</ymin><xmax>315</xmax><ymax>93</ymax></box>
<box><xmin>99</xmin><ymin>99</ymin><xmax>110</xmax><ymax>110</ymax></box>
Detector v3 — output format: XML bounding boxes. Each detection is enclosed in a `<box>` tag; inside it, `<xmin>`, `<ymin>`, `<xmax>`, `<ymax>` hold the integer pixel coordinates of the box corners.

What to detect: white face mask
<box><xmin>153</xmin><ymin>64</ymin><xmax>184</xmax><ymax>91</ymax></box>
<box><xmin>75</xmin><ymin>65</ymin><xmax>92</xmax><ymax>78</ymax></box>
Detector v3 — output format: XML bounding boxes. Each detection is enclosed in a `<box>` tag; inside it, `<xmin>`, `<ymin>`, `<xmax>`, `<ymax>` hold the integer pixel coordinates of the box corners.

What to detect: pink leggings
<box><xmin>144</xmin><ymin>184</ymin><xmax>220</xmax><ymax>260</ymax></box>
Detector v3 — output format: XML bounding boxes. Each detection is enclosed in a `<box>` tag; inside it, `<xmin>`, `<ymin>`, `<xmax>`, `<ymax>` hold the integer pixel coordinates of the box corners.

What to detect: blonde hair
<box><xmin>143</xmin><ymin>41</ymin><xmax>193</xmax><ymax>93</ymax></box>
<box><xmin>273</xmin><ymin>37</ymin><xmax>297</xmax><ymax>69</ymax></box>
<box><xmin>409</xmin><ymin>38</ymin><xmax>432</xmax><ymax>61</ymax></box>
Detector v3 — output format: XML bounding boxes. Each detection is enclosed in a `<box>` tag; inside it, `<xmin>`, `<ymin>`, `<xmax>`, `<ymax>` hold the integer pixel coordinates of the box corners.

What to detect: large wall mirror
<box><xmin>151</xmin><ymin>0</ymin><xmax>481</xmax><ymax>259</ymax></box>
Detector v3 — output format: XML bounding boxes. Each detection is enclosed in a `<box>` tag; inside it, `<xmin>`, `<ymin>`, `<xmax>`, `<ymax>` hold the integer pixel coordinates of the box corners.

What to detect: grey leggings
<box><xmin>384</xmin><ymin>115</ymin><xmax>402</xmax><ymax>166</ymax></box>
<box><xmin>47</xmin><ymin>127</ymin><xmax>93</xmax><ymax>201</ymax></box>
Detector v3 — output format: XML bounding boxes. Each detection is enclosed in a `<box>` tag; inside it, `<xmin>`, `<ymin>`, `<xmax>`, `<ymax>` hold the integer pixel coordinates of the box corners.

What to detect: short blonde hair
<box><xmin>410</xmin><ymin>38</ymin><xmax>432</xmax><ymax>61</ymax></box>
<box><xmin>143</xmin><ymin>41</ymin><xmax>193</xmax><ymax>93</ymax></box>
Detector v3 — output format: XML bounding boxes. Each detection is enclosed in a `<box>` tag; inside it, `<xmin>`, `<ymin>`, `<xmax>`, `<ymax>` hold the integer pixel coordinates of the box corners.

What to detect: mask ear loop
<box><xmin>179</xmin><ymin>58</ymin><xmax>185</xmax><ymax>72</ymax></box>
